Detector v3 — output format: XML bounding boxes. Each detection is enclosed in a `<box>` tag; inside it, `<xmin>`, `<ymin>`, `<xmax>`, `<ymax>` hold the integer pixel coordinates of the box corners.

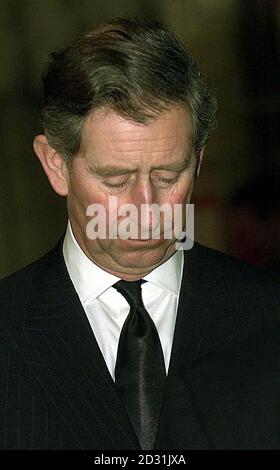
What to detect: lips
<box><xmin>118</xmin><ymin>236</ymin><xmax>164</xmax><ymax>247</ymax></box>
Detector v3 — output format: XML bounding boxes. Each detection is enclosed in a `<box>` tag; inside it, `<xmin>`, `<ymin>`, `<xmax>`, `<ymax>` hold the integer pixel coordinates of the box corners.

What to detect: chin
<box><xmin>110</xmin><ymin>244</ymin><xmax>175</xmax><ymax>270</ymax></box>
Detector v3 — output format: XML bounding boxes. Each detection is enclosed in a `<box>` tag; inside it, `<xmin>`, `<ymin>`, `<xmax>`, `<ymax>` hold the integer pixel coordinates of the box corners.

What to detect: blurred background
<box><xmin>0</xmin><ymin>0</ymin><xmax>279</xmax><ymax>278</ymax></box>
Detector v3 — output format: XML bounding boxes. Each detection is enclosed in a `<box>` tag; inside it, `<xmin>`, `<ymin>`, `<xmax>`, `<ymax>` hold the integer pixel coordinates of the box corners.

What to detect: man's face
<box><xmin>65</xmin><ymin>105</ymin><xmax>200</xmax><ymax>280</ymax></box>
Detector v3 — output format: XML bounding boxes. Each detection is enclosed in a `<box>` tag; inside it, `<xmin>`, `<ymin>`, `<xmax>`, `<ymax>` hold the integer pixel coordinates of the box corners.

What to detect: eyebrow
<box><xmin>151</xmin><ymin>162</ymin><xmax>191</xmax><ymax>172</ymax></box>
<box><xmin>88</xmin><ymin>165</ymin><xmax>137</xmax><ymax>177</ymax></box>
<box><xmin>88</xmin><ymin>155</ymin><xmax>194</xmax><ymax>177</ymax></box>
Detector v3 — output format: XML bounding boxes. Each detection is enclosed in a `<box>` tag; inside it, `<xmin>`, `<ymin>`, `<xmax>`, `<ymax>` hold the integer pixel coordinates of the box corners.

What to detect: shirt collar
<box><xmin>63</xmin><ymin>221</ymin><xmax>120</xmax><ymax>303</ymax></box>
<box><xmin>143</xmin><ymin>248</ymin><xmax>183</xmax><ymax>296</ymax></box>
<box><xmin>63</xmin><ymin>220</ymin><xmax>184</xmax><ymax>303</ymax></box>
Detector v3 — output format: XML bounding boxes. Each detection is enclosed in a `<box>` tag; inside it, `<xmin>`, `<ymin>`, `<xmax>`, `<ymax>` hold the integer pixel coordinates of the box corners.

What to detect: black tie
<box><xmin>113</xmin><ymin>279</ymin><xmax>166</xmax><ymax>450</ymax></box>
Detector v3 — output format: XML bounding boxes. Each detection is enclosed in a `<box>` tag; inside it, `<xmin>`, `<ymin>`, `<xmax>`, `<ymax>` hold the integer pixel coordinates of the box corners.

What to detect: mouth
<box><xmin>118</xmin><ymin>236</ymin><xmax>164</xmax><ymax>247</ymax></box>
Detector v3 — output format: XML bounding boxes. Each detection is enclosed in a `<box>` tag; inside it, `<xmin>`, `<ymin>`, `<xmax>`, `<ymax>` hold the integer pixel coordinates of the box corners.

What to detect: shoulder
<box><xmin>184</xmin><ymin>241</ymin><xmax>280</xmax><ymax>318</ymax></box>
<box><xmin>188</xmin><ymin>241</ymin><xmax>279</xmax><ymax>285</ymax></box>
<box><xmin>0</xmin><ymin>236</ymin><xmax>68</xmax><ymax>322</ymax></box>
<box><xmin>0</xmin><ymin>237</ymin><xmax>64</xmax><ymax>287</ymax></box>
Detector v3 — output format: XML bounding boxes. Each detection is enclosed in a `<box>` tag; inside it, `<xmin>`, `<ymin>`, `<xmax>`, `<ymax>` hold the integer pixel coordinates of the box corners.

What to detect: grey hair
<box><xmin>41</xmin><ymin>17</ymin><xmax>217</xmax><ymax>165</ymax></box>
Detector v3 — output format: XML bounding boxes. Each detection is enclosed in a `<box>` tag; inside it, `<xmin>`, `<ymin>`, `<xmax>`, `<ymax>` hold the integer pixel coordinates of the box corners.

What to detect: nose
<box><xmin>132</xmin><ymin>178</ymin><xmax>154</xmax><ymax>206</ymax></box>
<box><xmin>130</xmin><ymin>178</ymin><xmax>159</xmax><ymax>238</ymax></box>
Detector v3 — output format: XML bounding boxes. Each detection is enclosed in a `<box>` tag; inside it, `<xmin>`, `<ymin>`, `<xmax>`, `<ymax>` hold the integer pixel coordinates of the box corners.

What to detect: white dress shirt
<box><xmin>63</xmin><ymin>221</ymin><xmax>184</xmax><ymax>380</ymax></box>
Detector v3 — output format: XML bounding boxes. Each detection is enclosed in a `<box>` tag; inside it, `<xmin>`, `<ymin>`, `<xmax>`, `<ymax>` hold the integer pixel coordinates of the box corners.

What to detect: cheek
<box><xmin>69</xmin><ymin>174</ymin><xmax>107</xmax><ymax>212</ymax></box>
<box><xmin>168</xmin><ymin>179</ymin><xmax>195</xmax><ymax>205</ymax></box>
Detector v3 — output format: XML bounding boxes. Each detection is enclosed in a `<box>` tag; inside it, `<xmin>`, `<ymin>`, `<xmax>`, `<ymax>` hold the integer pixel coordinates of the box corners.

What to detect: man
<box><xmin>0</xmin><ymin>18</ymin><xmax>279</xmax><ymax>450</ymax></box>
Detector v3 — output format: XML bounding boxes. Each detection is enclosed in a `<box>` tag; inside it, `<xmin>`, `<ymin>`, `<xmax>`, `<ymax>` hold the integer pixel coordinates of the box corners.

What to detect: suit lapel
<box><xmin>169</xmin><ymin>244</ymin><xmax>240</xmax><ymax>372</ymax></box>
<box><xmin>15</xmin><ymin>239</ymin><xmax>140</xmax><ymax>449</ymax></box>
<box><xmin>156</xmin><ymin>244</ymin><xmax>239</xmax><ymax>449</ymax></box>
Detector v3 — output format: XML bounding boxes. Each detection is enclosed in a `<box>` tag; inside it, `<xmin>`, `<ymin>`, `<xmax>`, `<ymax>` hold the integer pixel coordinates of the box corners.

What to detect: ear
<box><xmin>195</xmin><ymin>146</ymin><xmax>205</xmax><ymax>179</ymax></box>
<box><xmin>33</xmin><ymin>135</ymin><xmax>69</xmax><ymax>196</ymax></box>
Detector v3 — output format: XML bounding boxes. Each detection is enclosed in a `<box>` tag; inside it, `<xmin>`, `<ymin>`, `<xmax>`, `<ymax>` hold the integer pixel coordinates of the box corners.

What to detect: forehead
<box><xmin>81</xmin><ymin>105</ymin><xmax>193</xmax><ymax>164</ymax></box>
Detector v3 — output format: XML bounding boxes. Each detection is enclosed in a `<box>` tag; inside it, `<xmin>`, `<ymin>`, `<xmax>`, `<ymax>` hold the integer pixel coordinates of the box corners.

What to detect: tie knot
<box><xmin>113</xmin><ymin>279</ymin><xmax>146</xmax><ymax>308</ymax></box>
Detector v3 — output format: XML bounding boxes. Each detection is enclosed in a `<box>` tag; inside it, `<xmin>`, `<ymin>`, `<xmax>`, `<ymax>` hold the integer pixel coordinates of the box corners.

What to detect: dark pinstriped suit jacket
<box><xmin>0</xmin><ymin>238</ymin><xmax>280</xmax><ymax>450</ymax></box>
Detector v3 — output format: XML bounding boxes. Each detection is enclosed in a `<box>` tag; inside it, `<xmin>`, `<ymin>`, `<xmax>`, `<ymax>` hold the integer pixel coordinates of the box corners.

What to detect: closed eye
<box><xmin>103</xmin><ymin>180</ymin><xmax>128</xmax><ymax>189</ymax></box>
<box><xmin>151</xmin><ymin>171</ymin><xmax>180</xmax><ymax>187</ymax></box>
<box><xmin>102</xmin><ymin>175</ymin><xmax>130</xmax><ymax>189</ymax></box>
<box><xmin>158</xmin><ymin>177</ymin><xmax>177</xmax><ymax>183</ymax></box>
